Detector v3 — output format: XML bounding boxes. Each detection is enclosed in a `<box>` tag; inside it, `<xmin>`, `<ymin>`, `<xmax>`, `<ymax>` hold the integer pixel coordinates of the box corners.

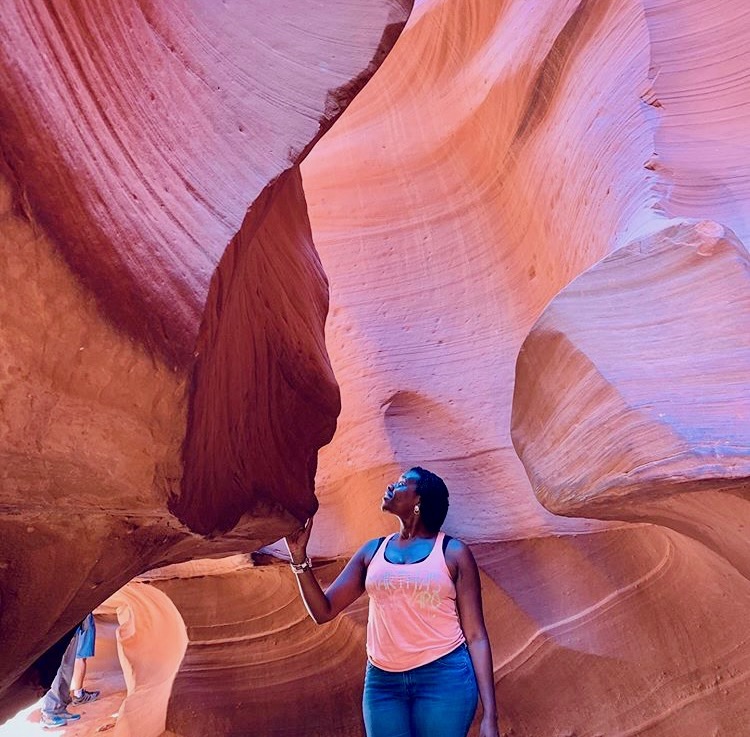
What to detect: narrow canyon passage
<box><xmin>2</xmin><ymin>0</ymin><xmax>750</xmax><ymax>735</ymax></box>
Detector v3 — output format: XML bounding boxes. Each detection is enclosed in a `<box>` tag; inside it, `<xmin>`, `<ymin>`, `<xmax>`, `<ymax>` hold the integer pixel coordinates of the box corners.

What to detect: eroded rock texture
<box><xmin>301</xmin><ymin>0</ymin><xmax>657</xmax><ymax>553</ymax></box>
<box><xmin>513</xmin><ymin>220</ymin><xmax>750</xmax><ymax>517</ymax></box>
<box><xmin>296</xmin><ymin>0</ymin><xmax>750</xmax><ymax>734</ymax></box>
<box><xmin>0</xmin><ymin>0</ymin><xmax>411</xmax><ymax>713</ymax></box>
<box><xmin>3</xmin><ymin>0</ymin><xmax>750</xmax><ymax>735</ymax></box>
<box><xmin>144</xmin><ymin>557</ymin><xmax>367</xmax><ymax>737</ymax></box>
<box><xmin>97</xmin><ymin>583</ymin><xmax>187</xmax><ymax>737</ymax></box>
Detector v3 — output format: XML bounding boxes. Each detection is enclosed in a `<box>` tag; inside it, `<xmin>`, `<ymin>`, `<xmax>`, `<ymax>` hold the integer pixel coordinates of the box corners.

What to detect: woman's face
<box><xmin>381</xmin><ymin>470</ymin><xmax>420</xmax><ymax>515</ymax></box>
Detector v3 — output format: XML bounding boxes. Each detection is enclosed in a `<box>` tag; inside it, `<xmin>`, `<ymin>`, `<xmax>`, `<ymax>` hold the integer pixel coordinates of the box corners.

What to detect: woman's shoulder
<box><xmin>442</xmin><ymin>532</ymin><xmax>467</xmax><ymax>548</ymax></box>
<box><xmin>441</xmin><ymin>535</ymin><xmax>475</xmax><ymax>564</ymax></box>
<box><xmin>356</xmin><ymin>535</ymin><xmax>389</xmax><ymax>567</ymax></box>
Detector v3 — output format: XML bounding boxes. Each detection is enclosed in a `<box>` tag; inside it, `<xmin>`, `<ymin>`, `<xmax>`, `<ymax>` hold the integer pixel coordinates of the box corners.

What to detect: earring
<box><xmin>414</xmin><ymin>504</ymin><xmax>420</xmax><ymax>515</ymax></box>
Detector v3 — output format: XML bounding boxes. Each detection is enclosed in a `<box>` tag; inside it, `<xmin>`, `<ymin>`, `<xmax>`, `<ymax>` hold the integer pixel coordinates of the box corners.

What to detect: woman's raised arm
<box><xmin>285</xmin><ymin>519</ymin><xmax>379</xmax><ymax>624</ymax></box>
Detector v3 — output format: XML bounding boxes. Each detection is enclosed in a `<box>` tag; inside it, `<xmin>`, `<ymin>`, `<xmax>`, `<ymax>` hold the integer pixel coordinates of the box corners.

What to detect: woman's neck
<box><xmin>397</xmin><ymin>517</ymin><xmax>432</xmax><ymax>540</ymax></box>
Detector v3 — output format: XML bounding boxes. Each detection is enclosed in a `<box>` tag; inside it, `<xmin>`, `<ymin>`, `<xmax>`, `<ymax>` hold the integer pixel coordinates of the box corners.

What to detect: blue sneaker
<box><xmin>40</xmin><ymin>709</ymin><xmax>81</xmax><ymax>728</ymax></box>
<box><xmin>40</xmin><ymin>713</ymin><xmax>66</xmax><ymax>729</ymax></box>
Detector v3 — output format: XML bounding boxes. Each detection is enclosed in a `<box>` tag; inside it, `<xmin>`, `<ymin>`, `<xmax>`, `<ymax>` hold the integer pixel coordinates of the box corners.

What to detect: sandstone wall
<box><xmin>0</xmin><ymin>0</ymin><xmax>411</xmax><ymax>713</ymax></box>
<box><xmin>2</xmin><ymin>0</ymin><xmax>750</xmax><ymax>735</ymax></box>
<box><xmin>299</xmin><ymin>0</ymin><xmax>750</xmax><ymax>734</ymax></box>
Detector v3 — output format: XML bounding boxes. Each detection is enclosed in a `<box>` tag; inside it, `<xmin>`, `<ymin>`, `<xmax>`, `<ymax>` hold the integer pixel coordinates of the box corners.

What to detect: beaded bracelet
<box><xmin>290</xmin><ymin>557</ymin><xmax>312</xmax><ymax>575</ymax></box>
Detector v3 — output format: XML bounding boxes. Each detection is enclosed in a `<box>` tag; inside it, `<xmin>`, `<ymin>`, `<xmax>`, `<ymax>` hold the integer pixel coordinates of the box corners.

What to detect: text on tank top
<box><xmin>364</xmin><ymin>530</ymin><xmax>465</xmax><ymax>672</ymax></box>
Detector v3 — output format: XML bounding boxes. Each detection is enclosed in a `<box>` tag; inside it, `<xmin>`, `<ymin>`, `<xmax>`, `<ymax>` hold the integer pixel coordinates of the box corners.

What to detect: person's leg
<box><xmin>41</xmin><ymin>631</ymin><xmax>82</xmax><ymax>723</ymax></box>
<box><xmin>71</xmin><ymin>613</ymin><xmax>100</xmax><ymax>703</ymax></box>
<box><xmin>362</xmin><ymin>662</ymin><xmax>413</xmax><ymax>737</ymax></box>
<box><xmin>71</xmin><ymin>657</ymin><xmax>87</xmax><ymax>693</ymax></box>
<box><xmin>409</xmin><ymin>645</ymin><xmax>479</xmax><ymax>737</ymax></box>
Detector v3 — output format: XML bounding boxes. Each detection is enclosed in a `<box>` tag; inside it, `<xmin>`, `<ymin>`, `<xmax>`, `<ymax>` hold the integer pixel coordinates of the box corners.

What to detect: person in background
<box><xmin>71</xmin><ymin>612</ymin><xmax>100</xmax><ymax>704</ymax></box>
<box><xmin>40</xmin><ymin>613</ymin><xmax>99</xmax><ymax>729</ymax></box>
<box><xmin>285</xmin><ymin>466</ymin><xmax>500</xmax><ymax>737</ymax></box>
<box><xmin>39</xmin><ymin>628</ymin><xmax>82</xmax><ymax>729</ymax></box>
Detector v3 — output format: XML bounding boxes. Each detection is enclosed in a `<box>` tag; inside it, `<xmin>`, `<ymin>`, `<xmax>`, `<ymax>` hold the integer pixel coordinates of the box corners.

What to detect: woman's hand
<box><xmin>284</xmin><ymin>517</ymin><xmax>313</xmax><ymax>564</ymax></box>
<box><xmin>479</xmin><ymin>714</ymin><xmax>500</xmax><ymax>737</ymax></box>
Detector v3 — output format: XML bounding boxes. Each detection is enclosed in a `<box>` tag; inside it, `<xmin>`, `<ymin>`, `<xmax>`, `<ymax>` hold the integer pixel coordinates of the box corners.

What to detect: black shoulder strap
<box><xmin>442</xmin><ymin>534</ymin><xmax>453</xmax><ymax>555</ymax></box>
<box><xmin>365</xmin><ymin>536</ymin><xmax>386</xmax><ymax>568</ymax></box>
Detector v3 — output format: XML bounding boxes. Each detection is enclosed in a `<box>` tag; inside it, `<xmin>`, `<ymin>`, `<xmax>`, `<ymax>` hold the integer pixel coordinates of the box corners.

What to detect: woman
<box><xmin>285</xmin><ymin>466</ymin><xmax>500</xmax><ymax>737</ymax></box>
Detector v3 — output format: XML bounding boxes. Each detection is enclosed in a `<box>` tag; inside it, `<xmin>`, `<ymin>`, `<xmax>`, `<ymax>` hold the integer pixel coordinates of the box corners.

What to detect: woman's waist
<box><xmin>366</xmin><ymin>636</ymin><xmax>467</xmax><ymax>673</ymax></box>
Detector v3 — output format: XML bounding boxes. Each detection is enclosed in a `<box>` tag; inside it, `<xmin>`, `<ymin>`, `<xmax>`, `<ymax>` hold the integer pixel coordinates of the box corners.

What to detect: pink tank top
<box><xmin>365</xmin><ymin>531</ymin><xmax>465</xmax><ymax>671</ymax></box>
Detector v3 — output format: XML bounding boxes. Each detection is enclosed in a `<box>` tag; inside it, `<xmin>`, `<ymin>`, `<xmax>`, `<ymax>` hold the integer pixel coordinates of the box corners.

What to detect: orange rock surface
<box><xmin>513</xmin><ymin>221</ymin><xmax>750</xmax><ymax>523</ymax></box>
<box><xmin>0</xmin><ymin>0</ymin><xmax>410</xmax><ymax>715</ymax></box>
<box><xmin>2</xmin><ymin>0</ymin><xmax>750</xmax><ymax>735</ymax></box>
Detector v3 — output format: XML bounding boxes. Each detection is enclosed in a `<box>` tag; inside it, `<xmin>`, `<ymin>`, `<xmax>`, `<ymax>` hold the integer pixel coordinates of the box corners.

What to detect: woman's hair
<box><xmin>408</xmin><ymin>467</ymin><xmax>449</xmax><ymax>533</ymax></box>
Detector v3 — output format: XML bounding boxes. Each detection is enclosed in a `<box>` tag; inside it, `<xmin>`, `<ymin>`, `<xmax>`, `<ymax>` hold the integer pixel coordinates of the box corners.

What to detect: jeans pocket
<box><xmin>456</xmin><ymin>647</ymin><xmax>476</xmax><ymax>683</ymax></box>
<box><xmin>439</xmin><ymin>645</ymin><xmax>473</xmax><ymax>678</ymax></box>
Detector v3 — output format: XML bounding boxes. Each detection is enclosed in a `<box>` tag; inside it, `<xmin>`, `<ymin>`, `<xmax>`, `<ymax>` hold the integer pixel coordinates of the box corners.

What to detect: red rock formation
<box><xmin>476</xmin><ymin>526</ymin><xmax>750</xmax><ymax>736</ymax></box>
<box><xmin>512</xmin><ymin>219</ymin><xmax>750</xmax><ymax>575</ymax></box>
<box><xmin>0</xmin><ymin>0</ymin><xmax>411</xmax><ymax>712</ymax></box>
<box><xmin>301</xmin><ymin>0</ymin><xmax>657</xmax><ymax>554</ymax></box>
<box><xmin>173</xmin><ymin>167</ymin><xmax>339</xmax><ymax>534</ymax></box>
<box><xmin>645</xmin><ymin>1</ymin><xmax>750</xmax><ymax>246</ymax></box>
<box><xmin>297</xmin><ymin>0</ymin><xmax>750</xmax><ymax>734</ymax></box>
<box><xmin>107</xmin><ymin>583</ymin><xmax>187</xmax><ymax>737</ymax></box>
<box><xmin>3</xmin><ymin>0</ymin><xmax>750</xmax><ymax>735</ymax></box>
<box><xmin>142</xmin><ymin>557</ymin><xmax>368</xmax><ymax>737</ymax></box>
<box><xmin>0</xmin><ymin>0</ymin><xmax>410</xmax><ymax>366</ymax></box>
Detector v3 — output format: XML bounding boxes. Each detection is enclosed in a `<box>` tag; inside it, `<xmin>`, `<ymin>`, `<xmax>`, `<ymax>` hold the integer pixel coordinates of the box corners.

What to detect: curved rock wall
<box><xmin>298</xmin><ymin>0</ymin><xmax>750</xmax><ymax>734</ymax></box>
<box><xmin>476</xmin><ymin>526</ymin><xmax>750</xmax><ymax>735</ymax></box>
<box><xmin>513</xmin><ymin>220</ymin><xmax>750</xmax><ymax>527</ymax></box>
<box><xmin>301</xmin><ymin>0</ymin><xmax>657</xmax><ymax>552</ymax></box>
<box><xmin>107</xmin><ymin>583</ymin><xmax>188</xmax><ymax>737</ymax></box>
<box><xmin>3</xmin><ymin>0</ymin><xmax>750</xmax><ymax>735</ymax></box>
<box><xmin>0</xmin><ymin>0</ymin><xmax>411</xmax><ymax>709</ymax></box>
<box><xmin>646</xmin><ymin>0</ymin><xmax>750</xmax><ymax>245</ymax></box>
<box><xmin>144</xmin><ymin>557</ymin><xmax>368</xmax><ymax>737</ymax></box>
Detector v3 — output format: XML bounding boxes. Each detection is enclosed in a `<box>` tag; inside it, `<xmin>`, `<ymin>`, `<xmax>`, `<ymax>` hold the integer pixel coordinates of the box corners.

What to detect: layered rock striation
<box><xmin>0</xmin><ymin>0</ymin><xmax>411</xmax><ymax>712</ymax></box>
<box><xmin>3</xmin><ymin>0</ymin><xmax>750</xmax><ymax>735</ymax></box>
<box><xmin>300</xmin><ymin>0</ymin><xmax>750</xmax><ymax>734</ymax></box>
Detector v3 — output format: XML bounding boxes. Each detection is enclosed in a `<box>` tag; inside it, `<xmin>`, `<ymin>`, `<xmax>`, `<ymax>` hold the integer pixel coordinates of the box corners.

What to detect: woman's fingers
<box><xmin>296</xmin><ymin>518</ymin><xmax>313</xmax><ymax>547</ymax></box>
<box><xmin>285</xmin><ymin>517</ymin><xmax>314</xmax><ymax>554</ymax></box>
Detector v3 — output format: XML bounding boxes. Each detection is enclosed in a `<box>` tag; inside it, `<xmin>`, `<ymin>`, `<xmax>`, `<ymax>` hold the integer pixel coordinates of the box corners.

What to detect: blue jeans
<box><xmin>41</xmin><ymin>629</ymin><xmax>80</xmax><ymax>716</ymax></box>
<box><xmin>363</xmin><ymin>644</ymin><xmax>478</xmax><ymax>737</ymax></box>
